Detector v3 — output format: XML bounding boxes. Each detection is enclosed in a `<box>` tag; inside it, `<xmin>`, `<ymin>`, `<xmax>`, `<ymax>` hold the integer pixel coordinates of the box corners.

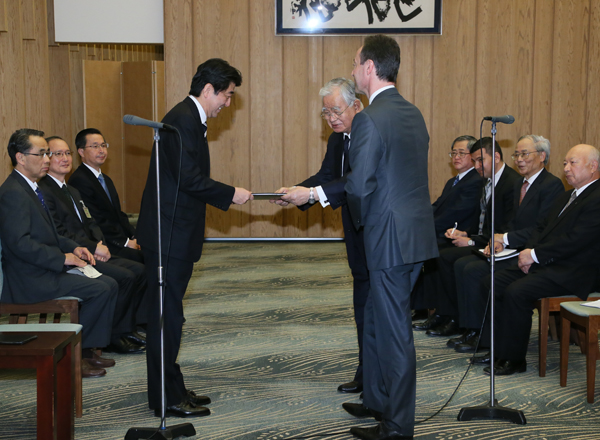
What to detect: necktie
<box><xmin>452</xmin><ymin>175</ymin><xmax>460</xmax><ymax>187</ymax></box>
<box><xmin>203</xmin><ymin>123</ymin><xmax>207</xmax><ymax>138</ymax></box>
<box><xmin>98</xmin><ymin>173</ymin><xmax>113</xmax><ymax>203</ymax></box>
<box><xmin>35</xmin><ymin>187</ymin><xmax>50</xmax><ymax>216</ymax></box>
<box><xmin>519</xmin><ymin>180</ymin><xmax>529</xmax><ymax>205</ymax></box>
<box><xmin>342</xmin><ymin>137</ymin><xmax>351</xmax><ymax>176</ymax></box>
<box><xmin>559</xmin><ymin>190</ymin><xmax>577</xmax><ymax>216</ymax></box>
<box><xmin>478</xmin><ymin>179</ymin><xmax>491</xmax><ymax>235</ymax></box>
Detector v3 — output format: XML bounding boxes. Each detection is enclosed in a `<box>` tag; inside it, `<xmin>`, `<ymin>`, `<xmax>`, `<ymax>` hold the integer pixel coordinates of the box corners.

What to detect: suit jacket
<box><xmin>526</xmin><ymin>180</ymin><xmax>600</xmax><ymax>298</ymax></box>
<box><xmin>467</xmin><ymin>164</ymin><xmax>522</xmax><ymax>247</ymax></box>
<box><xmin>68</xmin><ymin>164</ymin><xmax>135</xmax><ymax>252</ymax></box>
<box><xmin>38</xmin><ymin>175</ymin><xmax>106</xmax><ymax>254</ymax></box>
<box><xmin>0</xmin><ymin>171</ymin><xmax>79</xmax><ymax>303</ymax></box>
<box><xmin>432</xmin><ymin>168</ymin><xmax>482</xmax><ymax>239</ymax></box>
<box><xmin>505</xmin><ymin>168</ymin><xmax>564</xmax><ymax>248</ymax></box>
<box><xmin>345</xmin><ymin>88</ymin><xmax>438</xmax><ymax>270</ymax></box>
<box><xmin>136</xmin><ymin>97</ymin><xmax>235</xmax><ymax>262</ymax></box>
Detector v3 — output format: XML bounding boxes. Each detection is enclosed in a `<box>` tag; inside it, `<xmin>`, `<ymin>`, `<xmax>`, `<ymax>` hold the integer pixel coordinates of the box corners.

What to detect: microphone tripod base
<box><xmin>125</xmin><ymin>423</ymin><xmax>196</xmax><ymax>440</ymax></box>
<box><xmin>458</xmin><ymin>400</ymin><xmax>526</xmax><ymax>425</ymax></box>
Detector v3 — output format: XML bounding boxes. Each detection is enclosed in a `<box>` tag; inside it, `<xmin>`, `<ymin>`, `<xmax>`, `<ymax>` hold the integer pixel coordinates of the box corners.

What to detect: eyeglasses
<box><xmin>84</xmin><ymin>143</ymin><xmax>109</xmax><ymax>149</ymax></box>
<box><xmin>321</xmin><ymin>103</ymin><xmax>352</xmax><ymax>120</ymax></box>
<box><xmin>51</xmin><ymin>150</ymin><xmax>72</xmax><ymax>158</ymax></box>
<box><xmin>449</xmin><ymin>151</ymin><xmax>470</xmax><ymax>158</ymax></box>
<box><xmin>511</xmin><ymin>151</ymin><xmax>538</xmax><ymax>160</ymax></box>
<box><xmin>22</xmin><ymin>150</ymin><xmax>50</xmax><ymax>158</ymax></box>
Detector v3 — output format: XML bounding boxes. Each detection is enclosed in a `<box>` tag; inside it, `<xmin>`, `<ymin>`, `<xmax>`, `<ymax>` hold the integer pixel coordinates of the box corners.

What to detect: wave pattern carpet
<box><xmin>1</xmin><ymin>241</ymin><xmax>599</xmax><ymax>439</ymax></box>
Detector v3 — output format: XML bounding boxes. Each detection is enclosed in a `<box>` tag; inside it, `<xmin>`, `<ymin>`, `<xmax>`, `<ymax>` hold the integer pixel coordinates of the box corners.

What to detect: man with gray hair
<box><xmin>273</xmin><ymin>77</ymin><xmax>368</xmax><ymax>394</ymax></box>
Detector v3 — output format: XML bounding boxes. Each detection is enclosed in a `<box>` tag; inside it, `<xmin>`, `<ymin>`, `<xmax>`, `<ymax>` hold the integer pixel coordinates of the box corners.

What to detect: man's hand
<box><xmin>445</xmin><ymin>228</ymin><xmax>467</xmax><ymax>239</ymax></box>
<box><xmin>75</xmin><ymin>246</ymin><xmax>96</xmax><ymax>265</ymax></box>
<box><xmin>271</xmin><ymin>187</ymin><xmax>290</xmax><ymax>206</ymax></box>
<box><xmin>518</xmin><ymin>248</ymin><xmax>534</xmax><ymax>274</ymax></box>
<box><xmin>64</xmin><ymin>253</ymin><xmax>87</xmax><ymax>267</ymax></box>
<box><xmin>483</xmin><ymin>240</ymin><xmax>505</xmax><ymax>257</ymax></box>
<box><xmin>452</xmin><ymin>236</ymin><xmax>472</xmax><ymax>247</ymax></box>
<box><xmin>94</xmin><ymin>241</ymin><xmax>111</xmax><ymax>262</ymax></box>
<box><xmin>233</xmin><ymin>187</ymin><xmax>253</xmax><ymax>205</ymax></box>
<box><xmin>126</xmin><ymin>238</ymin><xmax>141</xmax><ymax>250</ymax></box>
<box><xmin>280</xmin><ymin>186</ymin><xmax>316</xmax><ymax>206</ymax></box>
<box><xmin>493</xmin><ymin>233</ymin><xmax>505</xmax><ymax>244</ymax></box>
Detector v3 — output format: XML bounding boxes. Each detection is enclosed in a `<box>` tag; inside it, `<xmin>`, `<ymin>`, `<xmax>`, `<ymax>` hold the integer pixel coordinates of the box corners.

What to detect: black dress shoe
<box><xmin>413</xmin><ymin>314</ymin><xmax>448</xmax><ymax>331</ymax></box>
<box><xmin>154</xmin><ymin>401</ymin><xmax>210</xmax><ymax>417</ymax></box>
<box><xmin>411</xmin><ymin>309</ymin><xmax>429</xmax><ymax>321</ymax></box>
<box><xmin>124</xmin><ymin>331</ymin><xmax>146</xmax><ymax>346</ymax></box>
<box><xmin>350</xmin><ymin>423</ymin><xmax>413</xmax><ymax>440</ymax></box>
<box><xmin>470</xmin><ymin>352</ymin><xmax>492</xmax><ymax>365</ymax></box>
<box><xmin>446</xmin><ymin>329</ymin><xmax>473</xmax><ymax>348</ymax></box>
<box><xmin>426</xmin><ymin>319</ymin><xmax>460</xmax><ymax>337</ymax></box>
<box><xmin>186</xmin><ymin>389</ymin><xmax>211</xmax><ymax>406</ymax></box>
<box><xmin>342</xmin><ymin>402</ymin><xmax>382</xmax><ymax>421</ymax></box>
<box><xmin>455</xmin><ymin>331</ymin><xmax>487</xmax><ymax>353</ymax></box>
<box><xmin>105</xmin><ymin>337</ymin><xmax>146</xmax><ymax>354</ymax></box>
<box><xmin>483</xmin><ymin>359</ymin><xmax>527</xmax><ymax>376</ymax></box>
<box><xmin>338</xmin><ymin>381</ymin><xmax>363</xmax><ymax>393</ymax></box>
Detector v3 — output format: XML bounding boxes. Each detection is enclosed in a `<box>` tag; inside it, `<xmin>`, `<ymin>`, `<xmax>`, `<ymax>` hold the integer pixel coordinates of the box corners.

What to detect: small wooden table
<box><xmin>0</xmin><ymin>331</ymin><xmax>76</xmax><ymax>440</ymax></box>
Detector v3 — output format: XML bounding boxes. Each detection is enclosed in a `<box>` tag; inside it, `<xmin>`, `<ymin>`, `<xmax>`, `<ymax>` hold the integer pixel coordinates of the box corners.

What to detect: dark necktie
<box><xmin>478</xmin><ymin>179</ymin><xmax>491</xmax><ymax>235</ymax></box>
<box><xmin>559</xmin><ymin>190</ymin><xmax>577</xmax><ymax>216</ymax></box>
<box><xmin>342</xmin><ymin>136</ymin><xmax>351</xmax><ymax>176</ymax></box>
<box><xmin>519</xmin><ymin>180</ymin><xmax>529</xmax><ymax>205</ymax></box>
<box><xmin>35</xmin><ymin>187</ymin><xmax>50</xmax><ymax>216</ymax></box>
<box><xmin>452</xmin><ymin>175</ymin><xmax>460</xmax><ymax>187</ymax></box>
<box><xmin>98</xmin><ymin>173</ymin><xmax>113</xmax><ymax>203</ymax></box>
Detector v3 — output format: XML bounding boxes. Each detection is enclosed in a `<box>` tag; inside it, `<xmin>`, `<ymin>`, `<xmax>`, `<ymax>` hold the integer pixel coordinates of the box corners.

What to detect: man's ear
<box><xmin>202</xmin><ymin>83</ymin><xmax>214</xmax><ymax>98</ymax></box>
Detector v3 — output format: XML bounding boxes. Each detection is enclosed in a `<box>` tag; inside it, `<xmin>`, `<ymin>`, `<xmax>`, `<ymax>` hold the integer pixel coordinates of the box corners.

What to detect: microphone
<box><xmin>123</xmin><ymin>114</ymin><xmax>176</xmax><ymax>131</ymax></box>
<box><xmin>483</xmin><ymin>115</ymin><xmax>515</xmax><ymax>124</ymax></box>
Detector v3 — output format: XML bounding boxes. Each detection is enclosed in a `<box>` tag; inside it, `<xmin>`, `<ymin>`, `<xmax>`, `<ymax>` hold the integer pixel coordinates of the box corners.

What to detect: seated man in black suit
<box><xmin>68</xmin><ymin>128</ymin><xmax>143</xmax><ymax>263</ymax></box>
<box><xmin>273</xmin><ymin>77</ymin><xmax>367</xmax><ymax>394</ymax></box>
<box><xmin>39</xmin><ymin>136</ymin><xmax>147</xmax><ymax>354</ymax></box>
<box><xmin>415</xmin><ymin>137</ymin><xmax>521</xmax><ymax>336</ymax></box>
<box><xmin>448</xmin><ymin>135</ymin><xmax>564</xmax><ymax>353</ymax></box>
<box><xmin>0</xmin><ymin>128</ymin><xmax>119</xmax><ymax>378</ymax></box>
<box><xmin>412</xmin><ymin>135</ymin><xmax>482</xmax><ymax>315</ymax></box>
<box><xmin>483</xmin><ymin>144</ymin><xmax>600</xmax><ymax>375</ymax></box>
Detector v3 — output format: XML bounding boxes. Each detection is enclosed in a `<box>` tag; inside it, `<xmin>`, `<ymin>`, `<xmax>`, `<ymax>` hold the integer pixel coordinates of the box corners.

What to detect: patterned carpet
<box><xmin>1</xmin><ymin>241</ymin><xmax>599</xmax><ymax>439</ymax></box>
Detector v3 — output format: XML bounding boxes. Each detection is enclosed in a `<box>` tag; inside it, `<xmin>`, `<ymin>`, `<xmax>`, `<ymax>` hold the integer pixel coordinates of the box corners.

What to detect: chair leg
<box><xmin>560</xmin><ymin>312</ymin><xmax>571</xmax><ymax>387</ymax></box>
<box><xmin>539</xmin><ymin>299</ymin><xmax>550</xmax><ymax>377</ymax></box>
<box><xmin>585</xmin><ymin>318</ymin><xmax>599</xmax><ymax>403</ymax></box>
<box><xmin>74</xmin><ymin>335</ymin><xmax>83</xmax><ymax>418</ymax></box>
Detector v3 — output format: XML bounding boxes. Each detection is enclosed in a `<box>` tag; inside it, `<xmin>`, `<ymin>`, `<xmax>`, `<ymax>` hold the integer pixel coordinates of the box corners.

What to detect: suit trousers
<box><xmin>143</xmin><ymin>249</ymin><xmax>194</xmax><ymax>409</ymax></box>
<box><xmin>436</xmin><ymin>246</ymin><xmax>475</xmax><ymax>317</ymax></box>
<box><xmin>112</xmin><ymin>246</ymin><xmax>145</xmax><ymax>264</ymax></box>
<box><xmin>363</xmin><ymin>262</ymin><xmax>422</xmax><ymax>436</ymax></box>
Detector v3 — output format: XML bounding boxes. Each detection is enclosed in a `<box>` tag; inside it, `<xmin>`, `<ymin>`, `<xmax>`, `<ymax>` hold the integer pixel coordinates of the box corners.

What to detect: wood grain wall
<box><xmin>162</xmin><ymin>0</ymin><xmax>600</xmax><ymax>238</ymax></box>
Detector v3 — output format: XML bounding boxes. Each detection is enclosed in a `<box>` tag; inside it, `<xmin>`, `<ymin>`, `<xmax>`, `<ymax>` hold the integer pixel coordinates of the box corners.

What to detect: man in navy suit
<box><xmin>273</xmin><ymin>77</ymin><xmax>367</xmax><ymax>394</ymax></box>
<box><xmin>136</xmin><ymin>58</ymin><xmax>252</xmax><ymax>417</ymax></box>
<box><xmin>344</xmin><ymin>35</ymin><xmax>438</xmax><ymax>440</ymax></box>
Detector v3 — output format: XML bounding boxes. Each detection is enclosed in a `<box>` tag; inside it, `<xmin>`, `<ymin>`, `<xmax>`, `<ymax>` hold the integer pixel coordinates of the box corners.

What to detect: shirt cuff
<box><xmin>531</xmin><ymin>249</ymin><xmax>539</xmax><ymax>264</ymax></box>
<box><xmin>316</xmin><ymin>186</ymin><xmax>330</xmax><ymax>208</ymax></box>
<box><xmin>124</xmin><ymin>238</ymin><xmax>130</xmax><ymax>248</ymax></box>
<box><xmin>503</xmin><ymin>233</ymin><xmax>509</xmax><ymax>246</ymax></box>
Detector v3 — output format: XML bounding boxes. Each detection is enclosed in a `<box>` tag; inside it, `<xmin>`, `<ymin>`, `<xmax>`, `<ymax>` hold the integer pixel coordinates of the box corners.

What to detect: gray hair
<box><xmin>518</xmin><ymin>134</ymin><xmax>551</xmax><ymax>165</ymax></box>
<box><xmin>451</xmin><ymin>135</ymin><xmax>477</xmax><ymax>152</ymax></box>
<box><xmin>319</xmin><ymin>78</ymin><xmax>357</xmax><ymax>106</ymax></box>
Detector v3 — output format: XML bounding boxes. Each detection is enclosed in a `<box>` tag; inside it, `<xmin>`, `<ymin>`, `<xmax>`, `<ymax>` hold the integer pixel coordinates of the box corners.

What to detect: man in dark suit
<box><xmin>449</xmin><ymin>135</ymin><xmax>564</xmax><ymax>353</ymax></box>
<box><xmin>343</xmin><ymin>35</ymin><xmax>438</xmax><ymax>440</ymax></box>
<box><xmin>39</xmin><ymin>136</ymin><xmax>148</xmax><ymax>354</ymax></box>
<box><xmin>416</xmin><ymin>138</ymin><xmax>522</xmax><ymax>338</ymax></box>
<box><xmin>68</xmin><ymin>128</ymin><xmax>143</xmax><ymax>263</ymax></box>
<box><xmin>484</xmin><ymin>144</ymin><xmax>600</xmax><ymax>376</ymax></box>
<box><xmin>273</xmin><ymin>78</ymin><xmax>367</xmax><ymax>394</ymax></box>
<box><xmin>0</xmin><ymin>128</ymin><xmax>118</xmax><ymax>377</ymax></box>
<box><xmin>136</xmin><ymin>58</ymin><xmax>252</xmax><ymax>417</ymax></box>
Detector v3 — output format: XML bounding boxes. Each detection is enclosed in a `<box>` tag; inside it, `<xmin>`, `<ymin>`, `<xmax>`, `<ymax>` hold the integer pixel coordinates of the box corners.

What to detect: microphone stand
<box><xmin>125</xmin><ymin>129</ymin><xmax>196</xmax><ymax>439</ymax></box>
<box><xmin>457</xmin><ymin>121</ymin><xmax>526</xmax><ymax>425</ymax></box>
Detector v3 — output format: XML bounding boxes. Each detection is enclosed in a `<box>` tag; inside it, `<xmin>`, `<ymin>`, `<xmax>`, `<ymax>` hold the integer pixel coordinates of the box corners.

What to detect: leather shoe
<box><xmin>446</xmin><ymin>329</ymin><xmax>473</xmax><ymax>348</ymax></box>
<box><xmin>470</xmin><ymin>352</ymin><xmax>492</xmax><ymax>365</ymax></box>
<box><xmin>124</xmin><ymin>331</ymin><xmax>146</xmax><ymax>346</ymax></box>
<box><xmin>413</xmin><ymin>314</ymin><xmax>447</xmax><ymax>331</ymax></box>
<box><xmin>484</xmin><ymin>359</ymin><xmax>527</xmax><ymax>376</ymax></box>
<box><xmin>426</xmin><ymin>319</ymin><xmax>461</xmax><ymax>337</ymax></box>
<box><xmin>342</xmin><ymin>402</ymin><xmax>382</xmax><ymax>421</ymax></box>
<box><xmin>338</xmin><ymin>380</ymin><xmax>363</xmax><ymax>393</ymax></box>
<box><xmin>105</xmin><ymin>336</ymin><xmax>146</xmax><ymax>354</ymax></box>
<box><xmin>350</xmin><ymin>423</ymin><xmax>413</xmax><ymax>440</ymax></box>
<box><xmin>411</xmin><ymin>309</ymin><xmax>428</xmax><ymax>321</ymax></box>
<box><xmin>154</xmin><ymin>400</ymin><xmax>210</xmax><ymax>418</ymax></box>
<box><xmin>84</xmin><ymin>351</ymin><xmax>115</xmax><ymax>368</ymax></box>
<box><xmin>82</xmin><ymin>359</ymin><xmax>106</xmax><ymax>378</ymax></box>
<box><xmin>186</xmin><ymin>389</ymin><xmax>211</xmax><ymax>406</ymax></box>
<box><xmin>455</xmin><ymin>332</ymin><xmax>487</xmax><ymax>353</ymax></box>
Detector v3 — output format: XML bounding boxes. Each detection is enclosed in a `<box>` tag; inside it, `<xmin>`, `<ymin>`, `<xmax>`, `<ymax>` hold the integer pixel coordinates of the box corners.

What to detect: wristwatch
<box><xmin>308</xmin><ymin>187</ymin><xmax>316</xmax><ymax>204</ymax></box>
<box><xmin>468</xmin><ymin>239</ymin><xmax>475</xmax><ymax>246</ymax></box>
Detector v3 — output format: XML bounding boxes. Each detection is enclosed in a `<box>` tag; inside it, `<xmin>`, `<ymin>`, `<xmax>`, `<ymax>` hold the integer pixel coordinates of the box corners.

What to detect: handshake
<box><xmin>268</xmin><ymin>186</ymin><xmax>317</xmax><ymax>207</ymax></box>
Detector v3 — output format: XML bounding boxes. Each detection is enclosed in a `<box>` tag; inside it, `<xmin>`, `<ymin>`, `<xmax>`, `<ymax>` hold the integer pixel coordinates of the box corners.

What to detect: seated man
<box><xmin>449</xmin><ymin>135</ymin><xmax>564</xmax><ymax>353</ymax></box>
<box><xmin>69</xmin><ymin>128</ymin><xmax>143</xmax><ymax>263</ymax></box>
<box><xmin>414</xmin><ymin>137</ymin><xmax>521</xmax><ymax>336</ymax></box>
<box><xmin>0</xmin><ymin>129</ymin><xmax>118</xmax><ymax>378</ymax></box>
<box><xmin>39</xmin><ymin>136</ymin><xmax>147</xmax><ymax>353</ymax></box>
<box><xmin>484</xmin><ymin>144</ymin><xmax>600</xmax><ymax>375</ymax></box>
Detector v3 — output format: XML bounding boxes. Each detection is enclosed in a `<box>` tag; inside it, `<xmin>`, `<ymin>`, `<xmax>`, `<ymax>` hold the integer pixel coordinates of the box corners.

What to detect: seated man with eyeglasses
<box><xmin>68</xmin><ymin>128</ymin><xmax>143</xmax><ymax>264</ymax></box>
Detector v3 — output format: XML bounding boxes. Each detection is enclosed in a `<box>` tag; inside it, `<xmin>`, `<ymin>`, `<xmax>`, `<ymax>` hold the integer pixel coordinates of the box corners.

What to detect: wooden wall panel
<box><xmin>164</xmin><ymin>0</ymin><xmax>193</xmax><ymax>111</ymax></box>
<box><xmin>48</xmin><ymin>45</ymin><xmax>72</xmax><ymax>140</ymax></box>
<box><xmin>19</xmin><ymin>0</ymin><xmax>36</xmax><ymax>40</ymax></box>
<box><xmin>0</xmin><ymin>0</ymin><xmax>7</xmax><ymax>32</ymax></box>
<box><xmin>585</xmin><ymin>0</ymin><xmax>600</xmax><ymax>149</ymax></box>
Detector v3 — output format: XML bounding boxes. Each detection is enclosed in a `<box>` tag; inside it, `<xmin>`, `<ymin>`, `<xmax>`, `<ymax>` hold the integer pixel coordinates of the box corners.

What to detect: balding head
<box><xmin>564</xmin><ymin>144</ymin><xmax>600</xmax><ymax>189</ymax></box>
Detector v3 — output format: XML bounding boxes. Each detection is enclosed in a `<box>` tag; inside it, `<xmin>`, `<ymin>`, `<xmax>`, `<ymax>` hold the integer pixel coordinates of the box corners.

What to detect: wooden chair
<box><xmin>559</xmin><ymin>301</ymin><xmax>600</xmax><ymax>403</ymax></box>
